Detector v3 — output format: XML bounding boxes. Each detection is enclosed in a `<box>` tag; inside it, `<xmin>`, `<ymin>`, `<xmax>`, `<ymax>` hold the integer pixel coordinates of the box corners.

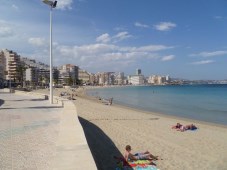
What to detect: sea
<box><xmin>87</xmin><ymin>84</ymin><xmax>227</xmax><ymax>126</ymax></box>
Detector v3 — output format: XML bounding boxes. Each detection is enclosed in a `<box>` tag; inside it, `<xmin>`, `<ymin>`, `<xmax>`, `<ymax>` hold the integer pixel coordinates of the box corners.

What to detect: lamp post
<box><xmin>42</xmin><ymin>0</ymin><xmax>57</xmax><ymax>104</ymax></box>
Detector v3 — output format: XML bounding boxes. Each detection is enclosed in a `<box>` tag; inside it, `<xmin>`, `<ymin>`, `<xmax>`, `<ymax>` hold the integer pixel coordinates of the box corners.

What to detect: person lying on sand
<box><xmin>172</xmin><ymin>123</ymin><xmax>197</xmax><ymax>132</ymax></box>
<box><xmin>124</xmin><ymin>145</ymin><xmax>159</xmax><ymax>161</ymax></box>
<box><xmin>172</xmin><ymin>123</ymin><xmax>183</xmax><ymax>129</ymax></box>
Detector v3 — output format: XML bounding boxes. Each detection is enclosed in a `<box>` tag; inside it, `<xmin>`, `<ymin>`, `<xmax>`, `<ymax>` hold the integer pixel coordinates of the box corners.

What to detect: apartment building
<box><xmin>96</xmin><ymin>72</ymin><xmax>115</xmax><ymax>85</ymax></box>
<box><xmin>0</xmin><ymin>51</ymin><xmax>5</xmax><ymax>87</ymax></box>
<box><xmin>128</xmin><ymin>69</ymin><xmax>144</xmax><ymax>85</ymax></box>
<box><xmin>128</xmin><ymin>75</ymin><xmax>144</xmax><ymax>85</ymax></box>
<box><xmin>1</xmin><ymin>49</ymin><xmax>21</xmax><ymax>86</ymax></box>
<box><xmin>25</xmin><ymin>67</ymin><xmax>39</xmax><ymax>86</ymax></box>
<box><xmin>58</xmin><ymin>64</ymin><xmax>78</xmax><ymax>85</ymax></box>
<box><xmin>148</xmin><ymin>75</ymin><xmax>170</xmax><ymax>85</ymax></box>
<box><xmin>78</xmin><ymin>69</ymin><xmax>95</xmax><ymax>85</ymax></box>
<box><xmin>115</xmin><ymin>72</ymin><xmax>124</xmax><ymax>85</ymax></box>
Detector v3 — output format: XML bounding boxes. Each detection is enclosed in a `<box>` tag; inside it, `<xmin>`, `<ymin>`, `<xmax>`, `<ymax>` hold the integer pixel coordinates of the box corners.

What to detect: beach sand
<box><xmin>34</xmin><ymin>88</ymin><xmax>227</xmax><ymax>170</ymax></box>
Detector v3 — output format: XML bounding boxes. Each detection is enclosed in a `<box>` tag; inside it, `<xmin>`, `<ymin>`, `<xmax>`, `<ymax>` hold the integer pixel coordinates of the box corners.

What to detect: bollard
<box><xmin>44</xmin><ymin>95</ymin><xmax>49</xmax><ymax>100</ymax></box>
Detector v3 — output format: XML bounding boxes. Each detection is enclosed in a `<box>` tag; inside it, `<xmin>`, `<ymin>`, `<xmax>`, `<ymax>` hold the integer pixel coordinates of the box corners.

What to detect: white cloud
<box><xmin>191</xmin><ymin>50</ymin><xmax>227</xmax><ymax>57</ymax></box>
<box><xmin>0</xmin><ymin>26</ymin><xmax>13</xmax><ymax>38</ymax></box>
<box><xmin>12</xmin><ymin>4</ymin><xmax>19</xmax><ymax>10</ymax></box>
<box><xmin>96</xmin><ymin>32</ymin><xmax>132</xmax><ymax>44</ymax></box>
<box><xmin>161</xmin><ymin>55</ymin><xmax>175</xmax><ymax>61</ymax></box>
<box><xmin>191</xmin><ymin>60</ymin><xmax>214</xmax><ymax>65</ymax></box>
<box><xmin>154</xmin><ymin>22</ymin><xmax>176</xmax><ymax>31</ymax></box>
<box><xmin>134</xmin><ymin>22</ymin><xmax>149</xmax><ymax>28</ymax></box>
<box><xmin>114</xmin><ymin>26</ymin><xmax>126</xmax><ymax>31</ymax></box>
<box><xmin>213</xmin><ymin>16</ymin><xmax>225</xmax><ymax>20</ymax></box>
<box><xmin>96</xmin><ymin>33</ymin><xmax>111</xmax><ymax>43</ymax></box>
<box><xmin>113</xmin><ymin>32</ymin><xmax>132</xmax><ymax>42</ymax></box>
<box><xmin>28</xmin><ymin>37</ymin><xmax>46</xmax><ymax>46</ymax></box>
<box><xmin>56</xmin><ymin>0</ymin><xmax>73</xmax><ymax>10</ymax></box>
<box><xmin>53</xmin><ymin>42</ymin><xmax>173</xmax><ymax>70</ymax></box>
<box><xmin>0</xmin><ymin>20</ymin><xmax>14</xmax><ymax>38</ymax></box>
<box><xmin>136</xmin><ymin>45</ymin><xmax>173</xmax><ymax>52</ymax></box>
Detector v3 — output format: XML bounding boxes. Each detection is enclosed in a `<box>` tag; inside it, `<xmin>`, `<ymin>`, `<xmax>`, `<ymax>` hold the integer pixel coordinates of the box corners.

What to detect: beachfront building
<box><xmin>1</xmin><ymin>49</ymin><xmax>21</xmax><ymax>87</ymax></box>
<box><xmin>78</xmin><ymin>69</ymin><xmax>95</xmax><ymax>85</ymax></box>
<box><xmin>95</xmin><ymin>72</ymin><xmax>115</xmax><ymax>85</ymax></box>
<box><xmin>128</xmin><ymin>69</ymin><xmax>144</xmax><ymax>85</ymax></box>
<box><xmin>136</xmin><ymin>69</ymin><xmax>142</xmax><ymax>75</ymax></box>
<box><xmin>97</xmin><ymin>72</ymin><xmax>106</xmax><ymax>85</ymax></box>
<box><xmin>0</xmin><ymin>51</ymin><xmax>5</xmax><ymax>87</ymax></box>
<box><xmin>115</xmin><ymin>72</ymin><xmax>124</xmax><ymax>85</ymax></box>
<box><xmin>25</xmin><ymin>67</ymin><xmax>39</xmax><ymax>86</ymax></box>
<box><xmin>38</xmin><ymin>68</ymin><xmax>50</xmax><ymax>87</ymax></box>
<box><xmin>148</xmin><ymin>75</ymin><xmax>171</xmax><ymax>85</ymax></box>
<box><xmin>58</xmin><ymin>64</ymin><xmax>79</xmax><ymax>85</ymax></box>
<box><xmin>0</xmin><ymin>51</ymin><xmax>5</xmax><ymax>77</ymax></box>
<box><xmin>21</xmin><ymin>57</ymin><xmax>53</xmax><ymax>87</ymax></box>
<box><xmin>128</xmin><ymin>75</ymin><xmax>144</xmax><ymax>85</ymax></box>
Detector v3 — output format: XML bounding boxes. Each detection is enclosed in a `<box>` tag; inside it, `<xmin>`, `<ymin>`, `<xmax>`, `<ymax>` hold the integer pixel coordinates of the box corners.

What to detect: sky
<box><xmin>0</xmin><ymin>0</ymin><xmax>227</xmax><ymax>80</ymax></box>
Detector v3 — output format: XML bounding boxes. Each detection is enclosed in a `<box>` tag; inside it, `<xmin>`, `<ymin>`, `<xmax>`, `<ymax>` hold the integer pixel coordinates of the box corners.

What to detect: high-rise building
<box><xmin>58</xmin><ymin>64</ymin><xmax>79</xmax><ymax>85</ymax></box>
<box><xmin>136</xmin><ymin>69</ymin><xmax>141</xmax><ymax>75</ymax></box>
<box><xmin>1</xmin><ymin>49</ymin><xmax>21</xmax><ymax>86</ymax></box>
<box><xmin>148</xmin><ymin>75</ymin><xmax>170</xmax><ymax>85</ymax></box>
<box><xmin>128</xmin><ymin>69</ymin><xmax>144</xmax><ymax>85</ymax></box>
<box><xmin>115</xmin><ymin>72</ymin><xmax>124</xmax><ymax>85</ymax></box>
<box><xmin>0</xmin><ymin>51</ymin><xmax>5</xmax><ymax>87</ymax></box>
<box><xmin>78</xmin><ymin>69</ymin><xmax>95</xmax><ymax>85</ymax></box>
<box><xmin>128</xmin><ymin>75</ymin><xmax>144</xmax><ymax>85</ymax></box>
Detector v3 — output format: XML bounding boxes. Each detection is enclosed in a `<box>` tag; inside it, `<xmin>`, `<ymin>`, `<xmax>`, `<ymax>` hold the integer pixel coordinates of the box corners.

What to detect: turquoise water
<box><xmin>87</xmin><ymin>84</ymin><xmax>227</xmax><ymax>125</ymax></box>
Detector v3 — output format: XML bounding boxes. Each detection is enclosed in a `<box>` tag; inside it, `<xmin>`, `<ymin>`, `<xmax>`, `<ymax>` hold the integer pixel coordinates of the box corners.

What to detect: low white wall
<box><xmin>14</xmin><ymin>90</ymin><xmax>97</xmax><ymax>170</ymax></box>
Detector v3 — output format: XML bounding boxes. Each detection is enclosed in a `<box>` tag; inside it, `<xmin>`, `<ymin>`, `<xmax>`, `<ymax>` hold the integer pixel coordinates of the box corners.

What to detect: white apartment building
<box><xmin>128</xmin><ymin>75</ymin><xmax>144</xmax><ymax>85</ymax></box>
<box><xmin>148</xmin><ymin>75</ymin><xmax>170</xmax><ymax>85</ymax></box>
<box><xmin>1</xmin><ymin>49</ymin><xmax>21</xmax><ymax>84</ymax></box>
<box><xmin>115</xmin><ymin>72</ymin><xmax>124</xmax><ymax>85</ymax></box>
<box><xmin>128</xmin><ymin>69</ymin><xmax>144</xmax><ymax>85</ymax></box>
<box><xmin>96</xmin><ymin>72</ymin><xmax>115</xmax><ymax>85</ymax></box>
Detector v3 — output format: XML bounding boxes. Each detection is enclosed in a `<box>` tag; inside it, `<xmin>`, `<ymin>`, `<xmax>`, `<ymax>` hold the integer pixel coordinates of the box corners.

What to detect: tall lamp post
<box><xmin>42</xmin><ymin>0</ymin><xmax>57</xmax><ymax>104</ymax></box>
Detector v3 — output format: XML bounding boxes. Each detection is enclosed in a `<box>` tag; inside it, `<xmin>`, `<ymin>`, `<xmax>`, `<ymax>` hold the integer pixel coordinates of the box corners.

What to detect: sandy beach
<box><xmin>34</xmin><ymin>87</ymin><xmax>227</xmax><ymax>170</ymax></box>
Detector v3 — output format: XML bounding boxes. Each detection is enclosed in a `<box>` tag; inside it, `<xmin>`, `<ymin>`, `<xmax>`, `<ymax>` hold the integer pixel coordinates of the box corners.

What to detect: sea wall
<box><xmin>14</xmin><ymin>90</ymin><xmax>97</xmax><ymax>170</ymax></box>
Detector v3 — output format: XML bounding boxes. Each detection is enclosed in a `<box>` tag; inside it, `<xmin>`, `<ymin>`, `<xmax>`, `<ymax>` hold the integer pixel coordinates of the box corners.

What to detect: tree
<box><xmin>16</xmin><ymin>65</ymin><xmax>27</xmax><ymax>87</ymax></box>
<box><xmin>66</xmin><ymin>77</ymin><xmax>73</xmax><ymax>86</ymax></box>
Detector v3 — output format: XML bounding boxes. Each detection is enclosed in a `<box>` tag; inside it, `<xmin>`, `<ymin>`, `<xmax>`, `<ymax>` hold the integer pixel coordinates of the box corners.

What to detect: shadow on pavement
<box><xmin>79</xmin><ymin>116</ymin><xmax>123</xmax><ymax>170</ymax></box>
<box><xmin>4</xmin><ymin>98</ymin><xmax>46</xmax><ymax>102</ymax></box>
<box><xmin>0</xmin><ymin>99</ymin><xmax>4</xmax><ymax>106</ymax></box>
<box><xmin>0</xmin><ymin>106</ymin><xmax>63</xmax><ymax>110</ymax></box>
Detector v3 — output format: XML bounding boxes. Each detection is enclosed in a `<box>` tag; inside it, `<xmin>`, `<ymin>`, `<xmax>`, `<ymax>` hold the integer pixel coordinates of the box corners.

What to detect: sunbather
<box><xmin>172</xmin><ymin>123</ymin><xmax>197</xmax><ymax>132</ymax></box>
<box><xmin>124</xmin><ymin>145</ymin><xmax>158</xmax><ymax>161</ymax></box>
<box><xmin>172</xmin><ymin>123</ymin><xmax>183</xmax><ymax>129</ymax></box>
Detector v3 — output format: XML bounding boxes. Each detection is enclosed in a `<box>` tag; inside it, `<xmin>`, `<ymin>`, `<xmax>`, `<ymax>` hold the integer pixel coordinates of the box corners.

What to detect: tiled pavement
<box><xmin>0</xmin><ymin>91</ymin><xmax>63</xmax><ymax>170</ymax></box>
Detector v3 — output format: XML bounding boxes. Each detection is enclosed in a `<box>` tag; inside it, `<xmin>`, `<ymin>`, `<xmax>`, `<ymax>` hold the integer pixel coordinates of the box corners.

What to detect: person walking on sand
<box><xmin>108</xmin><ymin>97</ymin><xmax>113</xmax><ymax>105</ymax></box>
<box><xmin>124</xmin><ymin>145</ymin><xmax>158</xmax><ymax>161</ymax></box>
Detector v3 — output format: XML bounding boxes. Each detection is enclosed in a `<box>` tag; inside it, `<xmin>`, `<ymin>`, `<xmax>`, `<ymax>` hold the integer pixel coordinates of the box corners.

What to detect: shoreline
<box><xmin>33</xmin><ymin>87</ymin><xmax>227</xmax><ymax>170</ymax></box>
<box><xmin>83</xmin><ymin>86</ymin><xmax>227</xmax><ymax>129</ymax></box>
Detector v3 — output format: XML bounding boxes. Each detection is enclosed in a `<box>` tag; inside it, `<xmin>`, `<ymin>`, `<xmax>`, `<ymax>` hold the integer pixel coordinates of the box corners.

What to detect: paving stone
<box><xmin>0</xmin><ymin>92</ymin><xmax>63</xmax><ymax>170</ymax></box>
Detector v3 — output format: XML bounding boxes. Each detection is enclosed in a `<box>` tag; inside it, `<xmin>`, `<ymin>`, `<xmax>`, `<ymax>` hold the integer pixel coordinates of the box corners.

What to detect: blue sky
<box><xmin>0</xmin><ymin>0</ymin><xmax>227</xmax><ymax>80</ymax></box>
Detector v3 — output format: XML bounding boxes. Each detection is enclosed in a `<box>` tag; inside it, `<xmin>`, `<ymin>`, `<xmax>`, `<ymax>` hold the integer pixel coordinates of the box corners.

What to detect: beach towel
<box><xmin>116</xmin><ymin>160</ymin><xmax>158</xmax><ymax>170</ymax></box>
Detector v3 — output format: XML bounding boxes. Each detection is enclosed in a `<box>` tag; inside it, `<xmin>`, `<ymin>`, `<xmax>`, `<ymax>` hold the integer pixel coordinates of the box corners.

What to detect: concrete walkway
<box><xmin>0</xmin><ymin>90</ymin><xmax>97</xmax><ymax>170</ymax></box>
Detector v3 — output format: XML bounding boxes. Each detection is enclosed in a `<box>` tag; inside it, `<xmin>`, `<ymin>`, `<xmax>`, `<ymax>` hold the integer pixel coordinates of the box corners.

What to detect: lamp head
<box><xmin>42</xmin><ymin>0</ymin><xmax>57</xmax><ymax>8</ymax></box>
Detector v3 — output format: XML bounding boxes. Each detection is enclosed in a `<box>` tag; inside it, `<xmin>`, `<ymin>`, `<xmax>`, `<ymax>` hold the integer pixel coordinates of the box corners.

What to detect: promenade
<box><xmin>0</xmin><ymin>89</ymin><xmax>97</xmax><ymax>170</ymax></box>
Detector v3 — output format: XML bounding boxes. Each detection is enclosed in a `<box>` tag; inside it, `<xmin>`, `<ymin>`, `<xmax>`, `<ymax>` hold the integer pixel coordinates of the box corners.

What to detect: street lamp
<box><xmin>42</xmin><ymin>0</ymin><xmax>57</xmax><ymax>104</ymax></box>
